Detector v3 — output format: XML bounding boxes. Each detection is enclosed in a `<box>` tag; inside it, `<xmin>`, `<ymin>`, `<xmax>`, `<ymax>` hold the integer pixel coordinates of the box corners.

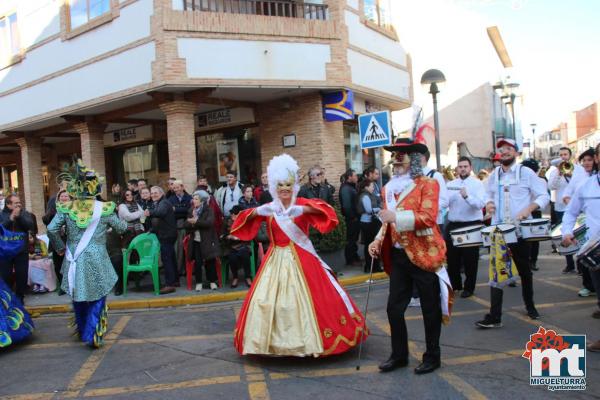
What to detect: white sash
<box><xmin>273</xmin><ymin>212</ymin><xmax>355</xmax><ymax>315</ymax></box>
<box><xmin>65</xmin><ymin>200</ymin><xmax>103</xmax><ymax>296</ymax></box>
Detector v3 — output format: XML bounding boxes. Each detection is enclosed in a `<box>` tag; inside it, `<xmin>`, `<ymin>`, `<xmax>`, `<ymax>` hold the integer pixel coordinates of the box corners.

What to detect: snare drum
<box><xmin>550</xmin><ymin>223</ymin><xmax>587</xmax><ymax>256</ymax></box>
<box><xmin>520</xmin><ymin>218</ymin><xmax>551</xmax><ymax>241</ymax></box>
<box><xmin>450</xmin><ymin>225</ymin><xmax>484</xmax><ymax>248</ymax></box>
<box><xmin>481</xmin><ymin>224</ymin><xmax>518</xmax><ymax>247</ymax></box>
<box><xmin>577</xmin><ymin>237</ymin><xmax>600</xmax><ymax>272</ymax></box>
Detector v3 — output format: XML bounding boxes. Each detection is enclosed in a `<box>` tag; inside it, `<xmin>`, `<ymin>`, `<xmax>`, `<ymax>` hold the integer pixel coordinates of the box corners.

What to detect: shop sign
<box><xmin>104</xmin><ymin>125</ymin><xmax>153</xmax><ymax>147</ymax></box>
<box><xmin>196</xmin><ymin>108</ymin><xmax>255</xmax><ymax>132</ymax></box>
<box><xmin>322</xmin><ymin>90</ymin><xmax>354</xmax><ymax>121</ymax></box>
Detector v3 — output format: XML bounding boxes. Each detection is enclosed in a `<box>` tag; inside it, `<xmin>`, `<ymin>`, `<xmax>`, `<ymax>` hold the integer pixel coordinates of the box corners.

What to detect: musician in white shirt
<box><xmin>445</xmin><ymin>156</ymin><xmax>485</xmax><ymax>298</ymax></box>
<box><xmin>548</xmin><ymin>147</ymin><xmax>583</xmax><ymax>273</ymax></box>
<box><xmin>476</xmin><ymin>139</ymin><xmax>550</xmax><ymax>328</ymax></box>
<box><xmin>421</xmin><ymin>150</ymin><xmax>449</xmax><ymax>230</ymax></box>
<box><xmin>562</xmin><ymin>143</ymin><xmax>600</xmax><ymax>352</ymax></box>
<box><xmin>562</xmin><ymin>147</ymin><xmax>599</xmax><ymax>298</ymax></box>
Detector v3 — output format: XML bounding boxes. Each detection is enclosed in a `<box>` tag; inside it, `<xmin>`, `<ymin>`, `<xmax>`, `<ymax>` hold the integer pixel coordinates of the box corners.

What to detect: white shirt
<box><xmin>562</xmin><ymin>165</ymin><xmax>589</xmax><ymax>205</ymax></box>
<box><xmin>446</xmin><ymin>176</ymin><xmax>485</xmax><ymax>222</ymax></box>
<box><xmin>485</xmin><ymin>163</ymin><xmax>550</xmax><ymax>225</ymax></box>
<box><xmin>423</xmin><ymin>166</ymin><xmax>448</xmax><ymax>225</ymax></box>
<box><xmin>562</xmin><ymin>174</ymin><xmax>600</xmax><ymax>240</ymax></box>
<box><xmin>547</xmin><ymin>167</ymin><xmax>569</xmax><ymax>211</ymax></box>
<box><xmin>223</xmin><ymin>185</ymin><xmax>241</xmax><ymax>217</ymax></box>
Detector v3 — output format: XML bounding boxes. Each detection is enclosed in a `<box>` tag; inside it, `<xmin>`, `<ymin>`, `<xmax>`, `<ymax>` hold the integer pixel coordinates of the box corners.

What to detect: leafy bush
<box><xmin>310</xmin><ymin>205</ymin><xmax>347</xmax><ymax>253</ymax></box>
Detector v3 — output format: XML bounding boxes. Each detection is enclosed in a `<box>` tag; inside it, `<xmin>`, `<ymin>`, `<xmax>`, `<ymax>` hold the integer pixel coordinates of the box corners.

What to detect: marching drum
<box><xmin>481</xmin><ymin>224</ymin><xmax>518</xmax><ymax>247</ymax></box>
<box><xmin>519</xmin><ymin>218</ymin><xmax>551</xmax><ymax>241</ymax></box>
<box><xmin>450</xmin><ymin>225</ymin><xmax>484</xmax><ymax>248</ymax></box>
<box><xmin>577</xmin><ymin>237</ymin><xmax>600</xmax><ymax>272</ymax></box>
<box><xmin>550</xmin><ymin>222</ymin><xmax>587</xmax><ymax>256</ymax></box>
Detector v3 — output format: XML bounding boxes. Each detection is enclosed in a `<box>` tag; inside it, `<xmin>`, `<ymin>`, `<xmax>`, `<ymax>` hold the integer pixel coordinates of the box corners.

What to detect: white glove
<box><xmin>256</xmin><ymin>203</ymin><xmax>278</xmax><ymax>216</ymax></box>
<box><xmin>284</xmin><ymin>205</ymin><xmax>304</xmax><ymax>218</ymax></box>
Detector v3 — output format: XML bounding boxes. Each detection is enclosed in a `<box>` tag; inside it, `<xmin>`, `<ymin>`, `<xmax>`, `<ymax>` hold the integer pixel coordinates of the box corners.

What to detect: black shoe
<box><xmin>378</xmin><ymin>357</ymin><xmax>409</xmax><ymax>372</ymax></box>
<box><xmin>57</xmin><ymin>289</ymin><xmax>66</xmax><ymax>296</ymax></box>
<box><xmin>508</xmin><ymin>281</ymin><xmax>517</xmax><ymax>287</ymax></box>
<box><xmin>562</xmin><ymin>267</ymin><xmax>575</xmax><ymax>274</ymax></box>
<box><xmin>114</xmin><ymin>288</ymin><xmax>123</xmax><ymax>296</ymax></box>
<box><xmin>460</xmin><ymin>290</ymin><xmax>473</xmax><ymax>298</ymax></box>
<box><xmin>527</xmin><ymin>307</ymin><xmax>540</xmax><ymax>320</ymax></box>
<box><xmin>414</xmin><ymin>361</ymin><xmax>440</xmax><ymax>375</ymax></box>
<box><xmin>476</xmin><ymin>315</ymin><xmax>502</xmax><ymax>329</ymax></box>
<box><xmin>530</xmin><ymin>263</ymin><xmax>539</xmax><ymax>271</ymax></box>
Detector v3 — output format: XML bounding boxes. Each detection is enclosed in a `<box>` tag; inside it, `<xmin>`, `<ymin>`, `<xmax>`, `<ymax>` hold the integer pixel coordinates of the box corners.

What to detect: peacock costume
<box><xmin>47</xmin><ymin>160</ymin><xmax>127</xmax><ymax>348</ymax></box>
<box><xmin>0</xmin><ymin>278</ymin><xmax>34</xmax><ymax>348</ymax></box>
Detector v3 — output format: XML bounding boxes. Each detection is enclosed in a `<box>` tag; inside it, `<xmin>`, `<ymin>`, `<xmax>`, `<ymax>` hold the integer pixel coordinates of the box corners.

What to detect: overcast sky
<box><xmin>392</xmin><ymin>0</ymin><xmax>600</xmax><ymax>136</ymax></box>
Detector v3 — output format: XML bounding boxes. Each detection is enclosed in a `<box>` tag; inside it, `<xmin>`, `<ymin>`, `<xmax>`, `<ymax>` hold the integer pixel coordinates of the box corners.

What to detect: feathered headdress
<box><xmin>266</xmin><ymin>154</ymin><xmax>300</xmax><ymax>208</ymax></box>
<box><xmin>410</xmin><ymin>105</ymin><xmax>432</xmax><ymax>145</ymax></box>
<box><xmin>56</xmin><ymin>158</ymin><xmax>104</xmax><ymax>199</ymax></box>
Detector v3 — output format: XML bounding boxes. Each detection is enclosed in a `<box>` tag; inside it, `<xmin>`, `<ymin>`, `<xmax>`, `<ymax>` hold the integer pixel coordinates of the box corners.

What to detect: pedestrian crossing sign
<box><xmin>358</xmin><ymin>110</ymin><xmax>392</xmax><ymax>149</ymax></box>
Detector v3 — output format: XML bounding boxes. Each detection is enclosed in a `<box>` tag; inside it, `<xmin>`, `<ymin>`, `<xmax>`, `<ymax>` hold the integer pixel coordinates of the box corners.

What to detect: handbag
<box><xmin>0</xmin><ymin>224</ymin><xmax>26</xmax><ymax>259</ymax></box>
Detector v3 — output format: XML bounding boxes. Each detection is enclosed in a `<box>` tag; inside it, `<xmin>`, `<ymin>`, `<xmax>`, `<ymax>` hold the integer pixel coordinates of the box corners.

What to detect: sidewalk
<box><xmin>24</xmin><ymin>263</ymin><xmax>388</xmax><ymax>315</ymax></box>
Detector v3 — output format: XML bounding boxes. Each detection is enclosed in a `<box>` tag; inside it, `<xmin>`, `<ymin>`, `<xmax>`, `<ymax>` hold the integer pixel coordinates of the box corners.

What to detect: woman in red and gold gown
<box><xmin>231</xmin><ymin>154</ymin><xmax>367</xmax><ymax>357</ymax></box>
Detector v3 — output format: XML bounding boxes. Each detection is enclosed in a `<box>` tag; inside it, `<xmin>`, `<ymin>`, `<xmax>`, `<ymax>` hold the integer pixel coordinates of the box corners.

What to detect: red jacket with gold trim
<box><xmin>378</xmin><ymin>176</ymin><xmax>447</xmax><ymax>274</ymax></box>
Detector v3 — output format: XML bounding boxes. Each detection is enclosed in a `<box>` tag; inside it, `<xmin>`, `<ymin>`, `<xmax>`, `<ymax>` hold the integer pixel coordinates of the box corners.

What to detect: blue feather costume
<box><xmin>0</xmin><ymin>278</ymin><xmax>34</xmax><ymax>348</ymax></box>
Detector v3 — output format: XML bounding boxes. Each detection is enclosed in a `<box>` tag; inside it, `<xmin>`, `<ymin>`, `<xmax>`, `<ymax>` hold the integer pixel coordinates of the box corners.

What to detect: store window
<box><xmin>196</xmin><ymin>127</ymin><xmax>261</xmax><ymax>191</ymax></box>
<box><xmin>69</xmin><ymin>0</ymin><xmax>111</xmax><ymax>29</ymax></box>
<box><xmin>0</xmin><ymin>12</ymin><xmax>19</xmax><ymax>62</ymax></box>
<box><xmin>344</xmin><ymin>121</ymin><xmax>375</xmax><ymax>175</ymax></box>
<box><xmin>364</xmin><ymin>0</ymin><xmax>392</xmax><ymax>30</ymax></box>
<box><xmin>111</xmin><ymin>143</ymin><xmax>170</xmax><ymax>188</ymax></box>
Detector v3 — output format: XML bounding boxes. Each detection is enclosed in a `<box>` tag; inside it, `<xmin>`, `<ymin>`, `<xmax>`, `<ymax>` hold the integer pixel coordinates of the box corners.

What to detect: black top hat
<box><xmin>383</xmin><ymin>137</ymin><xmax>428</xmax><ymax>155</ymax></box>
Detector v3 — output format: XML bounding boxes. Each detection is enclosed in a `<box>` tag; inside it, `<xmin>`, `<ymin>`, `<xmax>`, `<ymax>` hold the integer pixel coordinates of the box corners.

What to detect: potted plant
<box><xmin>311</xmin><ymin>205</ymin><xmax>346</xmax><ymax>273</ymax></box>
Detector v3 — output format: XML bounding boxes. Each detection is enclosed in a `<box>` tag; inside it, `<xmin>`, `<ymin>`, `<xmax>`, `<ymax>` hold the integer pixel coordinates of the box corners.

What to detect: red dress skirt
<box><xmin>231</xmin><ymin>198</ymin><xmax>368</xmax><ymax>357</ymax></box>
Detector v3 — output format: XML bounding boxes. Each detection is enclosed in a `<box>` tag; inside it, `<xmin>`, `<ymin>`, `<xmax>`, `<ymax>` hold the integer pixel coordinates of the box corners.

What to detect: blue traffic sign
<box><xmin>358</xmin><ymin>111</ymin><xmax>392</xmax><ymax>149</ymax></box>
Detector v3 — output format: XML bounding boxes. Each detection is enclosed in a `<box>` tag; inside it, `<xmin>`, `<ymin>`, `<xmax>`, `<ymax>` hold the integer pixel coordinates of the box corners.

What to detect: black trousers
<box><xmin>228</xmin><ymin>247</ymin><xmax>251</xmax><ymax>280</ymax></box>
<box><xmin>345</xmin><ymin>218</ymin><xmax>361</xmax><ymax>264</ymax></box>
<box><xmin>387</xmin><ymin>248</ymin><xmax>441</xmax><ymax>363</ymax></box>
<box><xmin>489</xmin><ymin>239</ymin><xmax>534</xmax><ymax>321</ymax></box>
<box><xmin>109</xmin><ymin>253</ymin><xmax>123</xmax><ymax>291</ymax></box>
<box><xmin>445</xmin><ymin>220</ymin><xmax>481</xmax><ymax>293</ymax></box>
<box><xmin>52</xmin><ymin>251</ymin><xmax>64</xmax><ymax>287</ymax></box>
<box><xmin>554</xmin><ymin>211</ymin><xmax>575</xmax><ymax>270</ymax></box>
<box><xmin>0</xmin><ymin>251</ymin><xmax>29</xmax><ymax>302</ymax></box>
<box><xmin>360</xmin><ymin>220</ymin><xmax>381</xmax><ymax>272</ymax></box>
<box><xmin>581</xmin><ymin>261</ymin><xmax>597</xmax><ymax>292</ymax></box>
<box><xmin>192</xmin><ymin>241</ymin><xmax>217</xmax><ymax>284</ymax></box>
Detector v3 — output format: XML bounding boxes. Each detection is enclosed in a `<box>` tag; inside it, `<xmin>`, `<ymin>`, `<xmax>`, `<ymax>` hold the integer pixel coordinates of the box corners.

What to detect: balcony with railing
<box><xmin>182</xmin><ymin>0</ymin><xmax>328</xmax><ymax>20</ymax></box>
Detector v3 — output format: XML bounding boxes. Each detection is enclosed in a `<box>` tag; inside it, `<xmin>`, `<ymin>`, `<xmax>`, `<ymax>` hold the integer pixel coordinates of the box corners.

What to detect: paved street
<box><xmin>2</xmin><ymin>244</ymin><xmax>599</xmax><ymax>400</ymax></box>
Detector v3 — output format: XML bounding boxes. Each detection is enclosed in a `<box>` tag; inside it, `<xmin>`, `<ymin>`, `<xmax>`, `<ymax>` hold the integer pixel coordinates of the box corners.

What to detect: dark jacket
<box><xmin>184</xmin><ymin>206</ymin><xmax>220</xmax><ymax>261</ymax></box>
<box><xmin>238</xmin><ymin>197</ymin><xmax>259</xmax><ymax>210</ymax></box>
<box><xmin>168</xmin><ymin>192</ymin><xmax>192</xmax><ymax>220</ymax></box>
<box><xmin>0</xmin><ymin>207</ymin><xmax>35</xmax><ymax>254</ymax></box>
<box><xmin>297</xmin><ymin>183</ymin><xmax>334</xmax><ymax>205</ymax></box>
<box><xmin>339</xmin><ymin>182</ymin><xmax>358</xmax><ymax>220</ymax></box>
<box><xmin>148</xmin><ymin>196</ymin><xmax>177</xmax><ymax>242</ymax></box>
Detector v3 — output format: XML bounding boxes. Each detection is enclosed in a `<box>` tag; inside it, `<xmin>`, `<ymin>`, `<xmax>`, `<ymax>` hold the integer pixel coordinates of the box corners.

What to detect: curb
<box><xmin>26</xmin><ymin>272</ymin><xmax>388</xmax><ymax>316</ymax></box>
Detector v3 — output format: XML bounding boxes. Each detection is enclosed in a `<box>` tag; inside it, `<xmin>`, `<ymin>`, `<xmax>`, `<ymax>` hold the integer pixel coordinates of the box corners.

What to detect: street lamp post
<box><xmin>421</xmin><ymin>69</ymin><xmax>446</xmax><ymax>171</ymax></box>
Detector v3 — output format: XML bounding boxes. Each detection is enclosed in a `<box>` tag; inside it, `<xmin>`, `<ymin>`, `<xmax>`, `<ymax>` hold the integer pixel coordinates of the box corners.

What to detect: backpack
<box><xmin>0</xmin><ymin>224</ymin><xmax>26</xmax><ymax>259</ymax></box>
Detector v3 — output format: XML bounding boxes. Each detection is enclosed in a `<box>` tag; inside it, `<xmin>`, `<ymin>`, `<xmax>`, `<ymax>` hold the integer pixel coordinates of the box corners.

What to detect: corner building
<box><xmin>0</xmin><ymin>0</ymin><xmax>412</xmax><ymax>231</ymax></box>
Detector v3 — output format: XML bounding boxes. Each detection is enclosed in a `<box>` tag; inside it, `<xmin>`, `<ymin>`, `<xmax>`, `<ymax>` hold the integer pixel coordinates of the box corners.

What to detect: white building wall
<box><xmin>0</xmin><ymin>0</ymin><xmax>153</xmax><ymax>94</ymax></box>
<box><xmin>345</xmin><ymin>11</ymin><xmax>407</xmax><ymax>66</ymax></box>
<box><xmin>0</xmin><ymin>42</ymin><xmax>155</xmax><ymax>126</ymax></box>
<box><xmin>347</xmin><ymin>49</ymin><xmax>410</xmax><ymax>100</ymax></box>
<box><xmin>179</xmin><ymin>38</ymin><xmax>331</xmax><ymax>81</ymax></box>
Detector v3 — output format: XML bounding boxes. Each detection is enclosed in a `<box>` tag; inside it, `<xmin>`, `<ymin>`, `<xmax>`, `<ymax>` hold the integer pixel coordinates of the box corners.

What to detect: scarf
<box><xmin>488</xmin><ymin>229</ymin><xmax>518</xmax><ymax>288</ymax></box>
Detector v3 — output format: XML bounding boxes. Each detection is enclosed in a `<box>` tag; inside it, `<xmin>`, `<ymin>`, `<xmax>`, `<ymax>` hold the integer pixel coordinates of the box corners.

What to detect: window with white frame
<box><xmin>364</xmin><ymin>0</ymin><xmax>392</xmax><ymax>30</ymax></box>
<box><xmin>0</xmin><ymin>12</ymin><xmax>20</xmax><ymax>62</ymax></box>
<box><xmin>69</xmin><ymin>0</ymin><xmax>111</xmax><ymax>29</ymax></box>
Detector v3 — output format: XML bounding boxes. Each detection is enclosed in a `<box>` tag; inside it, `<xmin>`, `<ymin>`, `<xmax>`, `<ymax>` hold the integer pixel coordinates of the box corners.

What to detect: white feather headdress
<box><xmin>266</xmin><ymin>154</ymin><xmax>300</xmax><ymax>208</ymax></box>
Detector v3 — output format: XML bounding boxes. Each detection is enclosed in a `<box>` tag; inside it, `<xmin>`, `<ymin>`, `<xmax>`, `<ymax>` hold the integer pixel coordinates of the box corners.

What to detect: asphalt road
<box><xmin>2</xmin><ymin>244</ymin><xmax>599</xmax><ymax>400</ymax></box>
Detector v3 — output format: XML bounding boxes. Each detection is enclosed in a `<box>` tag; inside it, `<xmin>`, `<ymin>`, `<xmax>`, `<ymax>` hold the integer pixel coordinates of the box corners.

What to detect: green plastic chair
<box><xmin>123</xmin><ymin>233</ymin><xmax>160</xmax><ymax>296</ymax></box>
<box><xmin>220</xmin><ymin>241</ymin><xmax>256</xmax><ymax>286</ymax></box>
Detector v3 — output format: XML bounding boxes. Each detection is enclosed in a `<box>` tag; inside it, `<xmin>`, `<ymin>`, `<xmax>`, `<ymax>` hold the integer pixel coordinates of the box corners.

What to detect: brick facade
<box><xmin>159</xmin><ymin>100</ymin><xmax>198</xmax><ymax>192</ymax></box>
<box><xmin>73</xmin><ymin>121</ymin><xmax>108</xmax><ymax>196</ymax></box>
<box><xmin>257</xmin><ymin>93</ymin><xmax>345</xmax><ymax>189</ymax></box>
<box><xmin>15</xmin><ymin>136</ymin><xmax>45</xmax><ymax>232</ymax></box>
